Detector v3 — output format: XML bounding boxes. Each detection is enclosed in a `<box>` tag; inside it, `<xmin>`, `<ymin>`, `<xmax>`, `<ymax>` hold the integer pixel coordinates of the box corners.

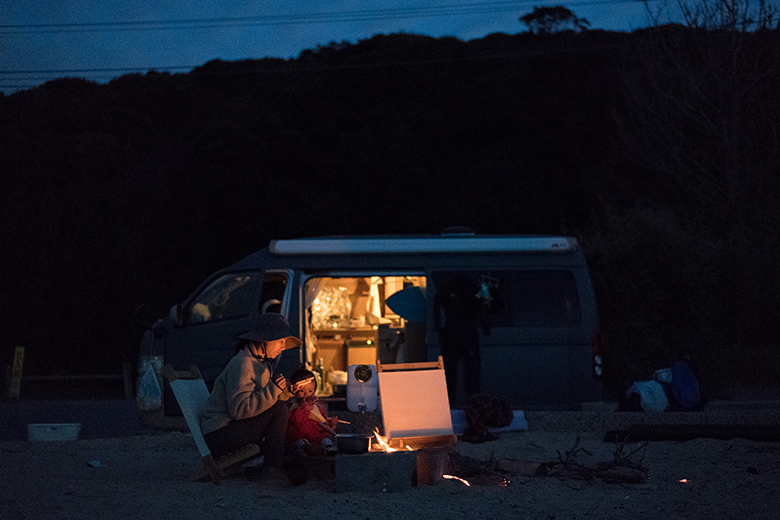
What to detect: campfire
<box><xmin>370</xmin><ymin>428</ymin><xmax>480</xmax><ymax>486</ymax></box>
<box><xmin>345</xmin><ymin>357</ymin><xmax>507</xmax><ymax>489</ymax></box>
<box><xmin>371</xmin><ymin>428</ymin><xmax>412</xmax><ymax>452</ymax></box>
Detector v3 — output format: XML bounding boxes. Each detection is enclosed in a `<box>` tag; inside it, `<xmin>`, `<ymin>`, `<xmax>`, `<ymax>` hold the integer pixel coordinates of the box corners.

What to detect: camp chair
<box><xmin>163</xmin><ymin>364</ymin><xmax>260</xmax><ymax>484</ymax></box>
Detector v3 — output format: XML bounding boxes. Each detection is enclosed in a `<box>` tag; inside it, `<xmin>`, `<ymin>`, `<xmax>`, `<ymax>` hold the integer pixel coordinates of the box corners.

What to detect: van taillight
<box><xmin>591</xmin><ymin>331</ymin><xmax>603</xmax><ymax>379</ymax></box>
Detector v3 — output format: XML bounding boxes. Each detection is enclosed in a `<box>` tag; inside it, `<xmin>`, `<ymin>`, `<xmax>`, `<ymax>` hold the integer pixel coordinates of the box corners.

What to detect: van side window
<box><xmin>436</xmin><ymin>271</ymin><xmax>581</xmax><ymax>327</ymax></box>
<box><xmin>258</xmin><ymin>272</ymin><xmax>288</xmax><ymax>314</ymax></box>
<box><xmin>513</xmin><ymin>270</ymin><xmax>581</xmax><ymax>326</ymax></box>
<box><xmin>480</xmin><ymin>273</ymin><xmax>512</xmax><ymax>326</ymax></box>
<box><xmin>185</xmin><ymin>272</ymin><xmax>262</xmax><ymax>324</ymax></box>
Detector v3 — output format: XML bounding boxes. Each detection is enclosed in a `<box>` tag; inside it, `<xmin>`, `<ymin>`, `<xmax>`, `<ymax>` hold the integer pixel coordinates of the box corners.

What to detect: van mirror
<box><xmin>151</xmin><ymin>320</ymin><xmax>165</xmax><ymax>339</ymax></box>
<box><xmin>169</xmin><ymin>304</ymin><xmax>183</xmax><ymax>326</ymax></box>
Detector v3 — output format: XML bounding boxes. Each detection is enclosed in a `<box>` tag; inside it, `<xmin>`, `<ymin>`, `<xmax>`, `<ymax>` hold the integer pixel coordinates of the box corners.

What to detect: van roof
<box><xmin>268</xmin><ymin>235</ymin><xmax>577</xmax><ymax>255</ymax></box>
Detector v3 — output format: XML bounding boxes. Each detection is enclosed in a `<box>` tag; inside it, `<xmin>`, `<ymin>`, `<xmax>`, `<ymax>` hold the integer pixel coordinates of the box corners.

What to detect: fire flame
<box><xmin>372</xmin><ymin>428</ymin><xmax>413</xmax><ymax>452</ymax></box>
<box><xmin>373</xmin><ymin>428</ymin><xmax>398</xmax><ymax>452</ymax></box>
<box><xmin>442</xmin><ymin>475</ymin><xmax>471</xmax><ymax>486</ymax></box>
<box><xmin>371</xmin><ymin>429</ymin><xmax>474</xmax><ymax>487</ymax></box>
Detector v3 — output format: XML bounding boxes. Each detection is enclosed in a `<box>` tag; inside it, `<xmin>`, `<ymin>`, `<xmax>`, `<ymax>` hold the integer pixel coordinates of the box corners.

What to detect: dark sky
<box><xmin>1</xmin><ymin>1</ymin><xmax>668</xmax><ymax>93</ymax></box>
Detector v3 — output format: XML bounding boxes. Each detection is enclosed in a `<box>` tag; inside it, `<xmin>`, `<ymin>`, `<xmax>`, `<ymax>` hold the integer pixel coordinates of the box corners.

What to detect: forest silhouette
<box><xmin>1</xmin><ymin>26</ymin><xmax>778</xmax><ymax>398</ymax></box>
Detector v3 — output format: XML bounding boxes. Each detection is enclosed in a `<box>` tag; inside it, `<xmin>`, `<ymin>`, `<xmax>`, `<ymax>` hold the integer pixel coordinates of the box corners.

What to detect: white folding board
<box><xmin>377</xmin><ymin>367</ymin><xmax>453</xmax><ymax>439</ymax></box>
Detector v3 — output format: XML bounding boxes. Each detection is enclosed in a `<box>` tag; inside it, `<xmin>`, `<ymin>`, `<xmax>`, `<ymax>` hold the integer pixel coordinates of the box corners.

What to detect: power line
<box><xmin>0</xmin><ymin>25</ymin><xmax>648</xmax><ymax>78</ymax></box>
<box><xmin>0</xmin><ymin>0</ymin><xmax>641</xmax><ymax>33</ymax></box>
<box><xmin>0</xmin><ymin>66</ymin><xmax>193</xmax><ymax>75</ymax></box>
<box><xmin>0</xmin><ymin>39</ymin><xmax>639</xmax><ymax>83</ymax></box>
<box><xmin>0</xmin><ymin>73</ymin><xmax>145</xmax><ymax>80</ymax></box>
<box><xmin>0</xmin><ymin>33</ymin><xmax>650</xmax><ymax>93</ymax></box>
<box><xmin>0</xmin><ymin>0</ymin><xmax>652</xmax><ymax>90</ymax></box>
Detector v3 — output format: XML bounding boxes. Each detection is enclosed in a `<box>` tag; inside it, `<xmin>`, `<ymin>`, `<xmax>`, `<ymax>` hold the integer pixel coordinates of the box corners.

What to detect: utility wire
<box><xmin>0</xmin><ymin>39</ymin><xmax>638</xmax><ymax>80</ymax></box>
<box><xmin>0</xmin><ymin>66</ymin><xmax>194</xmax><ymax>74</ymax></box>
<box><xmin>0</xmin><ymin>35</ymin><xmax>645</xmax><ymax>93</ymax></box>
<box><xmin>0</xmin><ymin>0</ymin><xmax>642</xmax><ymax>33</ymax></box>
<box><xmin>0</xmin><ymin>0</ymin><xmax>651</xmax><ymax>89</ymax></box>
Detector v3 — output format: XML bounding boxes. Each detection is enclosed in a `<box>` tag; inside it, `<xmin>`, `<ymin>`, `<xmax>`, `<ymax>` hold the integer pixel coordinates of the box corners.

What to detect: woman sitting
<box><xmin>200</xmin><ymin>313</ymin><xmax>300</xmax><ymax>481</ymax></box>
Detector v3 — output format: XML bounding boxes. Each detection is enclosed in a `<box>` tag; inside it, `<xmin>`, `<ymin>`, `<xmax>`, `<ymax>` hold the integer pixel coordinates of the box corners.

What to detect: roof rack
<box><xmin>269</xmin><ymin>236</ymin><xmax>576</xmax><ymax>255</ymax></box>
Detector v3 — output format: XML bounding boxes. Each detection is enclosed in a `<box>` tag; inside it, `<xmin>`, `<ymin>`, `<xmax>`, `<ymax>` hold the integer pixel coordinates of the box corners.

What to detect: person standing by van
<box><xmin>434</xmin><ymin>274</ymin><xmax>490</xmax><ymax>404</ymax></box>
<box><xmin>200</xmin><ymin>313</ymin><xmax>301</xmax><ymax>480</ymax></box>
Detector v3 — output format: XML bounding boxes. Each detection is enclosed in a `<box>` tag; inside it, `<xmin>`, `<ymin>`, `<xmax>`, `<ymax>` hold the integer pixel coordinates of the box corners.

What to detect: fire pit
<box><xmin>416</xmin><ymin>446</ymin><xmax>450</xmax><ymax>485</ymax></box>
<box><xmin>334</xmin><ymin>428</ymin><xmax>460</xmax><ymax>492</ymax></box>
<box><xmin>336</xmin><ymin>433</ymin><xmax>372</xmax><ymax>454</ymax></box>
<box><xmin>334</xmin><ymin>356</ymin><xmax>464</xmax><ymax>492</ymax></box>
<box><xmin>335</xmin><ymin>450</ymin><xmax>417</xmax><ymax>493</ymax></box>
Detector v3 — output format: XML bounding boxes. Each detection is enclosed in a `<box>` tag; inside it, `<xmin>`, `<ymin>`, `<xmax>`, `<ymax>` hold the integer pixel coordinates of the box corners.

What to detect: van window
<box><xmin>258</xmin><ymin>271</ymin><xmax>289</xmax><ymax>314</ymax></box>
<box><xmin>185</xmin><ymin>272</ymin><xmax>262</xmax><ymax>324</ymax></box>
<box><xmin>513</xmin><ymin>270</ymin><xmax>581</xmax><ymax>326</ymax></box>
<box><xmin>434</xmin><ymin>270</ymin><xmax>581</xmax><ymax>328</ymax></box>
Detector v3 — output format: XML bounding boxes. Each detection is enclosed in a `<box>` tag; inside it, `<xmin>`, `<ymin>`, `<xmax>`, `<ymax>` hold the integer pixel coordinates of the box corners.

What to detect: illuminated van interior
<box><xmin>303</xmin><ymin>275</ymin><xmax>427</xmax><ymax>392</ymax></box>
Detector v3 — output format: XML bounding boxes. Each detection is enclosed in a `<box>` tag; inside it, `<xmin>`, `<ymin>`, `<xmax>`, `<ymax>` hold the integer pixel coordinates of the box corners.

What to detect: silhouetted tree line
<box><xmin>1</xmin><ymin>26</ymin><xmax>778</xmax><ymax>397</ymax></box>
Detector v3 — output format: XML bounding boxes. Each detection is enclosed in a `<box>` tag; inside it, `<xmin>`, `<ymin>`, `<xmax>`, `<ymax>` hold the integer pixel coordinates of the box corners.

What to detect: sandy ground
<box><xmin>2</xmin><ymin>411</ymin><xmax>779</xmax><ymax>520</ymax></box>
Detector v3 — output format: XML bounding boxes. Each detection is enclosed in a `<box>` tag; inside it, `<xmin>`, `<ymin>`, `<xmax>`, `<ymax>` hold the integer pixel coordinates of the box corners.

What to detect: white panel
<box><xmin>378</xmin><ymin>368</ymin><xmax>453</xmax><ymax>439</ymax></box>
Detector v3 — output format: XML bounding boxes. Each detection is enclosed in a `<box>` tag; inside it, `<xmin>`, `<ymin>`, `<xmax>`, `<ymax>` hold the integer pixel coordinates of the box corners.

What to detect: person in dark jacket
<box><xmin>434</xmin><ymin>274</ymin><xmax>490</xmax><ymax>404</ymax></box>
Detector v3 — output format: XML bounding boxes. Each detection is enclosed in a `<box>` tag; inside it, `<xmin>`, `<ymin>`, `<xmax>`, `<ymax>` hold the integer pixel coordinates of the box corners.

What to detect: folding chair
<box><xmin>163</xmin><ymin>364</ymin><xmax>260</xmax><ymax>484</ymax></box>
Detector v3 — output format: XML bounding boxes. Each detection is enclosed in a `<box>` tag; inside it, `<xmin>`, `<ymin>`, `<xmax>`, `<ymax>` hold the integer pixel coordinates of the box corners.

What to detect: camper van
<box><xmin>139</xmin><ymin>233</ymin><xmax>603</xmax><ymax>412</ymax></box>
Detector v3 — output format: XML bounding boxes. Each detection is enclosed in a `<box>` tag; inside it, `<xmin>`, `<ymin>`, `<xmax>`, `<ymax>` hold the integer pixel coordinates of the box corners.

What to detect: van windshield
<box><xmin>186</xmin><ymin>272</ymin><xmax>262</xmax><ymax>324</ymax></box>
<box><xmin>184</xmin><ymin>271</ymin><xmax>289</xmax><ymax>324</ymax></box>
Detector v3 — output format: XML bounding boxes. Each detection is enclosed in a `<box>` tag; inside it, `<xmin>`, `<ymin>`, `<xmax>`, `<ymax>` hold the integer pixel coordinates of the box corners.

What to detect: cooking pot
<box><xmin>336</xmin><ymin>433</ymin><xmax>372</xmax><ymax>454</ymax></box>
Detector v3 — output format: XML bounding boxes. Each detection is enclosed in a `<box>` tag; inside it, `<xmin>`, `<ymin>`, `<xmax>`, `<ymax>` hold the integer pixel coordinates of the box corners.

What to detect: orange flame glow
<box><xmin>443</xmin><ymin>475</ymin><xmax>471</xmax><ymax>486</ymax></box>
<box><xmin>373</xmin><ymin>428</ymin><xmax>398</xmax><ymax>452</ymax></box>
<box><xmin>372</xmin><ymin>428</ymin><xmax>413</xmax><ymax>452</ymax></box>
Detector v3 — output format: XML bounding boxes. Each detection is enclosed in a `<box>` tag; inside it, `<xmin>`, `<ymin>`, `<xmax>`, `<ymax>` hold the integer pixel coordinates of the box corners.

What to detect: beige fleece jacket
<box><xmin>200</xmin><ymin>344</ymin><xmax>290</xmax><ymax>435</ymax></box>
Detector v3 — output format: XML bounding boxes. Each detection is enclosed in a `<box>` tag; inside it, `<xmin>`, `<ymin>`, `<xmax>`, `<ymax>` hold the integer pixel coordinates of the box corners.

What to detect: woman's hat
<box><xmin>238</xmin><ymin>313</ymin><xmax>302</xmax><ymax>350</ymax></box>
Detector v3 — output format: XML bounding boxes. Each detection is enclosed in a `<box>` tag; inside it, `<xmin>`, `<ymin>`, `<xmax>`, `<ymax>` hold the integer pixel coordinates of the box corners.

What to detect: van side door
<box><xmin>431</xmin><ymin>269</ymin><xmax>595</xmax><ymax>409</ymax></box>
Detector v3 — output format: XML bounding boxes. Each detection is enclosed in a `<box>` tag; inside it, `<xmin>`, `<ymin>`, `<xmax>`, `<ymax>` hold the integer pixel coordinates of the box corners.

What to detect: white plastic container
<box><xmin>27</xmin><ymin>423</ymin><xmax>81</xmax><ymax>441</ymax></box>
<box><xmin>346</xmin><ymin>364</ymin><xmax>377</xmax><ymax>412</ymax></box>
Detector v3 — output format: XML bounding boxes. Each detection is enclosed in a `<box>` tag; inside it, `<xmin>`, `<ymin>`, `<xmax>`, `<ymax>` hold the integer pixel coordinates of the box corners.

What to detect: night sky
<box><xmin>0</xmin><ymin>0</ymin><xmax>670</xmax><ymax>93</ymax></box>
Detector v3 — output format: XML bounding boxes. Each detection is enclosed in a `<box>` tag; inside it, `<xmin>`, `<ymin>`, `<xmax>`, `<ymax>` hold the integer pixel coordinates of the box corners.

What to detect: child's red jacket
<box><xmin>286</xmin><ymin>402</ymin><xmax>331</xmax><ymax>446</ymax></box>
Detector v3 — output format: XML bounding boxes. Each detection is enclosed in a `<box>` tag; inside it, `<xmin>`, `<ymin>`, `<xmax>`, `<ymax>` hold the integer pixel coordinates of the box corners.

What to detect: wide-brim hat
<box><xmin>238</xmin><ymin>313</ymin><xmax>302</xmax><ymax>350</ymax></box>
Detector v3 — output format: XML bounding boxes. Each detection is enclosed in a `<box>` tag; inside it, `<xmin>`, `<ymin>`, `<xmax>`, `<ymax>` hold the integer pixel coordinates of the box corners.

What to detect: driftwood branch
<box><xmin>497</xmin><ymin>436</ymin><xmax>649</xmax><ymax>485</ymax></box>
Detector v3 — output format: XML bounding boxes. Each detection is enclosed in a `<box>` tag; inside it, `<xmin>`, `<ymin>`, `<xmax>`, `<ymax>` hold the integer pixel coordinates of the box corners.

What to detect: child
<box><xmin>286</xmin><ymin>369</ymin><xmax>339</xmax><ymax>457</ymax></box>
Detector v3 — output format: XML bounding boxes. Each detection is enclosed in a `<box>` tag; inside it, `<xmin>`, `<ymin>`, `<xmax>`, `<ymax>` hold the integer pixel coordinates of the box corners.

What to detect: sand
<box><xmin>2</xmin><ymin>411</ymin><xmax>779</xmax><ymax>520</ymax></box>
